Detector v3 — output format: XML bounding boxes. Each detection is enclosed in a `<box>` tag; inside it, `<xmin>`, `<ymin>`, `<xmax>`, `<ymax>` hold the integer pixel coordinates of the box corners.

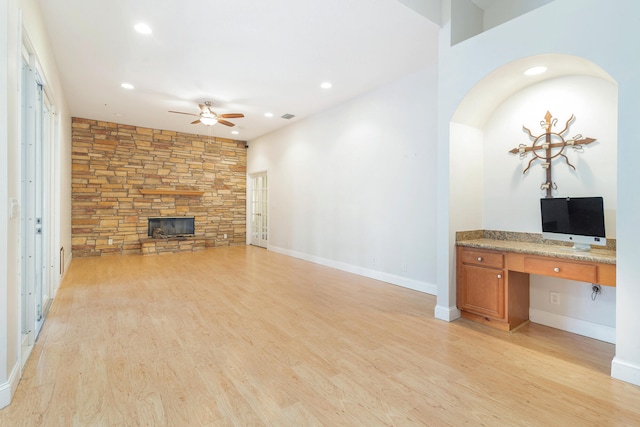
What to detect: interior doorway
<box><xmin>250</xmin><ymin>173</ymin><xmax>268</xmax><ymax>248</ymax></box>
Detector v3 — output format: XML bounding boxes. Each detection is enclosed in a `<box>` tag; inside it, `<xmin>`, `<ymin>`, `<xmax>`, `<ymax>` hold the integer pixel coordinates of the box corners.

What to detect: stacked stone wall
<box><xmin>71</xmin><ymin>117</ymin><xmax>246</xmax><ymax>257</ymax></box>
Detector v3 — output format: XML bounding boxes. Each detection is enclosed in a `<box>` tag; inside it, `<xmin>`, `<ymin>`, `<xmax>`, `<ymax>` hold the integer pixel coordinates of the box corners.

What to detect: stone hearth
<box><xmin>140</xmin><ymin>236</ymin><xmax>206</xmax><ymax>255</ymax></box>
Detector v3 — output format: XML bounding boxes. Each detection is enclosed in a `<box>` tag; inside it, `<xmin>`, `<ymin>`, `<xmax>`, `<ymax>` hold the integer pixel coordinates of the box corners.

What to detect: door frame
<box><xmin>248</xmin><ymin>172</ymin><xmax>269</xmax><ymax>248</ymax></box>
<box><xmin>20</xmin><ymin>35</ymin><xmax>58</xmax><ymax>369</ymax></box>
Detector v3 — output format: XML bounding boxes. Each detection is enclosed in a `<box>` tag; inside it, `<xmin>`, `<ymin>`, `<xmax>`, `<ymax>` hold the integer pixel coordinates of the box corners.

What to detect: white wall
<box><xmin>449</xmin><ymin>123</ymin><xmax>483</xmax><ymax>232</ymax></box>
<box><xmin>22</xmin><ymin>0</ymin><xmax>72</xmax><ymax>277</ymax></box>
<box><xmin>397</xmin><ymin>0</ymin><xmax>442</xmax><ymax>24</ymax></box>
<box><xmin>437</xmin><ymin>0</ymin><xmax>640</xmax><ymax>386</ymax></box>
<box><xmin>1</xmin><ymin>0</ymin><xmax>21</xmax><ymax>409</ymax></box>
<box><xmin>451</xmin><ymin>0</ymin><xmax>555</xmax><ymax>44</ymax></box>
<box><xmin>450</xmin><ymin>0</ymin><xmax>483</xmax><ymax>45</ymax></box>
<box><xmin>0</xmin><ymin>0</ymin><xmax>71</xmax><ymax>408</ymax></box>
<box><xmin>483</xmin><ymin>76</ymin><xmax>617</xmax><ymax>234</ymax></box>
<box><xmin>481</xmin><ymin>0</ymin><xmax>554</xmax><ymax>31</ymax></box>
<box><xmin>248</xmin><ymin>66</ymin><xmax>439</xmax><ymax>294</ymax></box>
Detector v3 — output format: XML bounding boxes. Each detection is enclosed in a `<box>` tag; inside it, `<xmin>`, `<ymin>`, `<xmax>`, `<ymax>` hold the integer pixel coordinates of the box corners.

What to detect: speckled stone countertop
<box><xmin>456</xmin><ymin>230</ymin><xmax>616</xmax><ymax>265</ymax></box>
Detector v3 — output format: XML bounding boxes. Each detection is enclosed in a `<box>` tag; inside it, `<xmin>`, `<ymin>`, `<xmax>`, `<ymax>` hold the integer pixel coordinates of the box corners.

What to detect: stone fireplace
<box><xmin>71</xmin><ymin>118</ymin><xmax>247</xmax><ymax>257</ymax></box>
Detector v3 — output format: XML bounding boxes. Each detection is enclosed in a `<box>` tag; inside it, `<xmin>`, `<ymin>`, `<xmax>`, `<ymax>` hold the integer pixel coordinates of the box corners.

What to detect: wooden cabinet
<box><xmin>458</xmin><ymin>263</ymin><xmax>505</xmax><ymax>319</ymax></box>
<box><xmin>457</xmin><ymin>249</ymin><xmax>505</xmax><ymax>320</ymax></box>
<box><xmin>456</xmin><ymin>246</ymin><xmax>529</xmax><ymax>331</ymax></box>
<box><xmin>456</xmin><ymin>241</ymin><xmax>615</xmax><ymax>331</ymax></box>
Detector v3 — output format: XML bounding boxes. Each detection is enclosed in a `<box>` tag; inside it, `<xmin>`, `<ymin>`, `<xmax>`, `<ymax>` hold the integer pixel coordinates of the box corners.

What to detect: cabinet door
<box><xmin>458</xmin><ymin>264</ymin><xmax>505</xmax><ymax>320</ymax></box>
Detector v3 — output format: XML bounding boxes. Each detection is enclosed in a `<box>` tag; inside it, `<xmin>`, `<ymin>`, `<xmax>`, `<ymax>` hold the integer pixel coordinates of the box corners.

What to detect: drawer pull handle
<box><xmin>477</xmin><ymin>257</ymin><xmax>483</xmax><ymax>262</ymax></box>
<box><xmin>554</xmin><ymin>267</ymin><xmax>560</xmax><ymax>273</ymax></box>
<box><xmin>497</xmin><ymin>274</ymin><xmax>502</xmax><ymax>279</ymax></box>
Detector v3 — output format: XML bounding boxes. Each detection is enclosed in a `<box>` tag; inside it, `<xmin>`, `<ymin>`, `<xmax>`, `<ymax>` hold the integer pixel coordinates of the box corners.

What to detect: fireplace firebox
<box><xmin>148</xmin><ymin>217</ymin><xmax>195</xmax><ymax>238</ymax></box>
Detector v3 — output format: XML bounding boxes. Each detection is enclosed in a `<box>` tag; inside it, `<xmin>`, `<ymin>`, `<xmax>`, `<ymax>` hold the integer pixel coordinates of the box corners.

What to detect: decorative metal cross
<box><xmin>509</xmin><ymin>111</ymin><xmax>596</xmax><ymax>198</ymax></box>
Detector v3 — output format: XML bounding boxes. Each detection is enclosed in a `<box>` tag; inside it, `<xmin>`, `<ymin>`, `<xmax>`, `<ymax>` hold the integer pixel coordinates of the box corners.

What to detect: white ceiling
<box><xmin>37</xmin><ymin>0</ymin><xmax>439</xmax><ymax>141</ymax></box>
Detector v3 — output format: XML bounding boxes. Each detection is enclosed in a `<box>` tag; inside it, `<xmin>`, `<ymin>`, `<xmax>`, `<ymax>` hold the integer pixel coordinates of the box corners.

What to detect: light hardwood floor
<box><xmin>1</xmin><ymin>246</ymin><xmax>639</xmax><ymax>426</ymax></box>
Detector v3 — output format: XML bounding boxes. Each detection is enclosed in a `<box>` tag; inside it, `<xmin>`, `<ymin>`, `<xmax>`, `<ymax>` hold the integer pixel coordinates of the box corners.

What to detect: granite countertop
<box><xmin>456</xmin><ymin>230</ymin><xmax>616</xmax><ymax>265</ymax></box>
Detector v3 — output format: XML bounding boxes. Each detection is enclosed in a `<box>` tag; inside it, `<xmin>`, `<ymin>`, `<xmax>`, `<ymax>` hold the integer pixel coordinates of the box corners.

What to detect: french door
<box><xmin>250</xmin><ymin>173</ymin><xmax>268</xmax><ymax>248</ymax></box>
<box><xmin>21</xmin><ymin>48</ymin><xmax>55</xmax><ymax>367</ymax></box>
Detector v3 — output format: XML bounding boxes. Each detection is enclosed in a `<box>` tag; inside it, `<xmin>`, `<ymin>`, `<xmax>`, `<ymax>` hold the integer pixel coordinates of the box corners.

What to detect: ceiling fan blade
<box><xmin>169</xmin><ymin>110</ymin><xmax>199</xmax><ymax>117</ymax></box>
<box><xmin>217</xmin><ymin>119</ymin><xmax>235</xmax><ymax>127</ymax></box>
<box><xmin>191</xmin><ymin>119</ymin><xmax>201</xmax><ymax>125</ymax></box>
<box><xmin>219</xmin><ymin>113</ymin><xmax>244</xmax><ymax>119</ymax></box>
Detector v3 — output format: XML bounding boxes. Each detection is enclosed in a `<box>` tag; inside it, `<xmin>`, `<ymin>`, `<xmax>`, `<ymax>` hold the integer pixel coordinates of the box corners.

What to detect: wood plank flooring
<box><xmin>1</xmin><ymin>246</ymin><xmax>639</xmax><ymax>426</ymax></box>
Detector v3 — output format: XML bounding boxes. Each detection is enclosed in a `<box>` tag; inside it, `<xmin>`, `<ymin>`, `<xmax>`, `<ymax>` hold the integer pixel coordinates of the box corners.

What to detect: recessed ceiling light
<box><xmin>264</xmin><ymin>112</ymin><xmax>274</xmax><ymax>118</ymax></box>
<box><xmin>231</xmin><ymin>130</ymin><xmax>239</xmax><ymax>135</ymax></box>
<box><xmin>121</xmin><ymin>83</ymin><xmax>134</xmax><ymax>89</ymax></box>
<box><xmin>134</xmin><ymin>23</ymin><xmax>152</xmax><ymax>35</ymax></box>
<box><xmin>524</xmin><ymin>66</ymin><xmax>547</xmax><ymax>76</ymax></box>
<box><xmin>114</xmin><ymin>113</ymin><xmax>124</xmax><ymax>117</ymax></box>
<box><xmin>320</xmin><ymin>82</ymin><xmax>332</xmax><ymax>89</ymax></box>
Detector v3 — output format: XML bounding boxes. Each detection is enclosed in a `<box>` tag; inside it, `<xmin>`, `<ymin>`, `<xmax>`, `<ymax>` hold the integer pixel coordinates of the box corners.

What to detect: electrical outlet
<box><xmin>108</xmin><ymin>238</ymin><xmax>113</xmax><ymax>245</ymax></box>
<box><xmin>550</xmin><ymin>291</ymin><xmax>560</xmax><ymax>305</ymax></box>
<box><xmin>224</xmin><ymin>233</ymin><xmax>227</xmax><ymax>239</ymax></box>
<box><xmin>373</xmin><ymin>257</ymin><xmax>377</xmax><ymax>266</ymax></box>
<box><xmin>401</xmin><ymin>263</ymin><xmax>408</xmax><ymax>272</ymax></box>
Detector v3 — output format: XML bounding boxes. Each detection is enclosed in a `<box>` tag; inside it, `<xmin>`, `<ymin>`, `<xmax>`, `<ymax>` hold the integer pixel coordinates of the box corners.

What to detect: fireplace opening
<box><xmin>148</xmin><ymin>217</ymin><xmax>195</xmax><ymax>238</ymax></box>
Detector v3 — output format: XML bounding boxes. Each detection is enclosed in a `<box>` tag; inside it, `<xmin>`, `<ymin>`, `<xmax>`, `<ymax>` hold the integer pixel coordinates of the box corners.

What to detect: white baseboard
<box><xmin>0</xmin><ymin>361</ymin><xmax>20</xmax><ymax>410</ymax></box>
<box><xmin>529</xmin><ymin>308</ymin><xmax>616</xmax><ymax>344</ymax></box>
<box><xmin>268</xmin><ymin>246</ymin><xmax>437</xmax><ymax>295</ymax></box>
<box><xmin>611</xmin><ymin>357</ymin><xmax>640</xmax><ymax>387</ymax></box>
<box><xmin>434</xmin><ymin>304</ymin><xmax>461</xmax><ymax>322</ymax></box>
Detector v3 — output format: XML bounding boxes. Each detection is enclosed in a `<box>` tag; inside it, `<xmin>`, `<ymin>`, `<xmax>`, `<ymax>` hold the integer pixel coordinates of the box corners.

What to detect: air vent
<box><xmin>281</xmin><ymin>113</ymin><xmax>295</xmax><ymax>120</ymax></box>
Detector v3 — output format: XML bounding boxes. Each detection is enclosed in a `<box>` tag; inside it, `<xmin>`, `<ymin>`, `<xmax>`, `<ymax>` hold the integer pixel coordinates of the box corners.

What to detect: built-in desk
<box><xmin>456</xmin><ymin>231</ymin><xmax>616</xmax><ymax>331</ymax></box>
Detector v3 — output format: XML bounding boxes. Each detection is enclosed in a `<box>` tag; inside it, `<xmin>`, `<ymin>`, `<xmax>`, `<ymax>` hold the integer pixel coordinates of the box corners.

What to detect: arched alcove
<box><xmin>449</xmin><ymin>53</ymin><xmax>618</xmax><ymax>340</ymax></box>
<box><xmin>452</xmin><ymin>54</ymin><xmax>615</xmax><ymax>127</ymax></box>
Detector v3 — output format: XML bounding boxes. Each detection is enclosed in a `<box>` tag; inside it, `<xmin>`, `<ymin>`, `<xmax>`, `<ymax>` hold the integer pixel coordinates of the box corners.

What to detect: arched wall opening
<box><xmin>449</xmin><ymin>53</ymin><xmax>618</xmax><ymax>341</ymax></box>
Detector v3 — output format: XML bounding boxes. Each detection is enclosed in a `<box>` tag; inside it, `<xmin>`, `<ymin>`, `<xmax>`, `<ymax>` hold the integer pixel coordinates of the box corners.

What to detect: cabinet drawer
<box><xmin>524</xmin><ymin>257</ymin><xmax>597</xmax><ymax>282</ymax></box>
<box><xmin>459</xmin><ymin>248</ymin><xmax>504</xmax><ymax>269</ymax></box>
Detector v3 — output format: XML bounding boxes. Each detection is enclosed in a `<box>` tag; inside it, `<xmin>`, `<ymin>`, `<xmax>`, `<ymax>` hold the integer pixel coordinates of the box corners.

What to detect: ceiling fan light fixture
<box><xmin>200</xmin><ymin>115</ymin><xmax>217</xmax><ymax>126</ymax></box>
<box><xmin>168</xmin><ymin>103</ymin><xmax>243</xmax><ymax>127</ymax></box>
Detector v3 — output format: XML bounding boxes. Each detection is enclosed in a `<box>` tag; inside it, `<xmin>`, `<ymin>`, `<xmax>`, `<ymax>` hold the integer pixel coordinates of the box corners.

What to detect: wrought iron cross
<box><xmin>509</xmin><ymin>111</ymin><xmax>596</xmax><ymax>198</ymax></box>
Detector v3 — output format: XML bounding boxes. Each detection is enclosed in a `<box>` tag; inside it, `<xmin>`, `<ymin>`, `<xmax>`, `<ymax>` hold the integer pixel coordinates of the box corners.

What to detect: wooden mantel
<box><xmin>139</xmin><ymin>189</ymin><xmax>205</xmax><ymax>196</ymax></box>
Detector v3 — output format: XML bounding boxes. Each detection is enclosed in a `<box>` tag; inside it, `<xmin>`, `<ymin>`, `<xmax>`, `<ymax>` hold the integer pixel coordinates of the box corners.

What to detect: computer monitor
<box><xmin>540</xmin><ymin>197</ymin><xmax>606</xmax><ymax>251</ymax></box>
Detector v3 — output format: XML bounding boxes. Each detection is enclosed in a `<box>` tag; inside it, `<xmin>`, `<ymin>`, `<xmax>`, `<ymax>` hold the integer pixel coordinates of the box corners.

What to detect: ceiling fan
<box><xmin>169</xmin><ymin>101</ymin><xmax>244</xmax><ymax>126</ymax></box>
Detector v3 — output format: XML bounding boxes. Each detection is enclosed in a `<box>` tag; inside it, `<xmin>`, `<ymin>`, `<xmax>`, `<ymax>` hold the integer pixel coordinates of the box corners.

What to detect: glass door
<box><xmin>21</xmin><ymin>49</ymin><xmax>55</xmax><ymax>367</ymax></box>
<box><xmin>250</xmin><ymin>173</ymin><xmax>268</xmax><ymax>248</ymax></box>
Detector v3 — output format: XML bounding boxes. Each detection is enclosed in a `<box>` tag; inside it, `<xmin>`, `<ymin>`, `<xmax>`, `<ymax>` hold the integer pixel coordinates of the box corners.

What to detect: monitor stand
<box><xmin>572</xmin><ymin>243</ymin><xmax>591</xmax><ymax>252</ymax></box>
